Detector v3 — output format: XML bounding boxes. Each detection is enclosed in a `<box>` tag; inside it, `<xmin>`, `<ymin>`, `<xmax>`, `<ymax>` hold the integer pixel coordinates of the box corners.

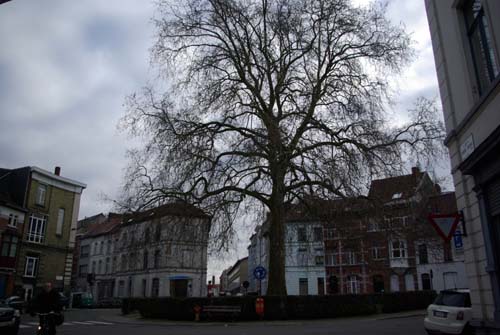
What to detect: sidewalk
<box><xmin>98</xmin><ymin>309</ymin><xmax>427</xmax><ymax>327</ymax></box>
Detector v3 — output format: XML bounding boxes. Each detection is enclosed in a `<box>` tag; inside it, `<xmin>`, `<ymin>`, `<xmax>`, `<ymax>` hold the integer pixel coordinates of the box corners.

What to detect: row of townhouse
<box><xmin>248</xmin><ymin>167</ymin><xmax>467</xmax><ymax>296</ymax></box>
<box><xmin>74</xmin><ymin>202</ymin><xmax>211</xmax><ymax>302</ymax></box>
<box><xmin>0</xmin><ymin>166</ymin><xmax>85</xmax><ymax>299</ymax></box>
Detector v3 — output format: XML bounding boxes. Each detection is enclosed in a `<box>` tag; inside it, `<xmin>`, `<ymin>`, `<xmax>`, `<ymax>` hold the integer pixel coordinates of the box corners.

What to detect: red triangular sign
<box><xmin>428</xmin><ymin>213</ymin><xmax>461</xmax><ymax>241</ymax></box>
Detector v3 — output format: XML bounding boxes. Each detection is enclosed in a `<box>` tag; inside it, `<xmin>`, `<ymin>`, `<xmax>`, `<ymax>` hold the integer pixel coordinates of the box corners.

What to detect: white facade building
<box><xmin>247</xmin><ymin>217</ymin><xmax>326</xmax><ymax>296</ymax></box>
<box><xmin>425</xmin><ymin>0</ymin><xmax>500</xmax><ymax>330</ymax></box>
<box><xmin>285</xmin><ymin>220</ymin><xmax>326</xmax><ymax>295</ymax></box>
<box><xmin>79</xmin><ymin>203</ymin><xmax>210</xmax><ymax>301</ymax></box>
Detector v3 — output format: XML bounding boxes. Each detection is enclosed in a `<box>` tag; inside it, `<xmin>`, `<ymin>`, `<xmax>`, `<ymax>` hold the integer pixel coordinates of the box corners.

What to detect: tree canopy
<box><xmin>121</xmin><ymin>0</ymin><xmax>444</xmax><ymax>295</ymax></box>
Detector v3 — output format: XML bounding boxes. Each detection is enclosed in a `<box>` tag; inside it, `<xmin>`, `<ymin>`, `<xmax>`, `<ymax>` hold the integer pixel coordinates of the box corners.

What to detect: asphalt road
<box><xmin>18</xmin><ymin>309</ymin><xmax>429</xmax><ymax>335</ymax></box>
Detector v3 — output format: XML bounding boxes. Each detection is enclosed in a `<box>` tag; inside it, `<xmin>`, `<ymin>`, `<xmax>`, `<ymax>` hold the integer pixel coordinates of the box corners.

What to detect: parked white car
<box><xmin>424</xmin><ymin>289</ymin><xmax>473</xmax><ymax>335</ymax></box>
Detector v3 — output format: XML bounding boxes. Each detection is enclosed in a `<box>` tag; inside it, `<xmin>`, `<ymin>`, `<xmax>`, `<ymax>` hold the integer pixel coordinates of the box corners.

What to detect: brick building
<box><xmin>247</xmin><ymin>167</ymin><xmax>467</xmax><ymax>296</ymax></box>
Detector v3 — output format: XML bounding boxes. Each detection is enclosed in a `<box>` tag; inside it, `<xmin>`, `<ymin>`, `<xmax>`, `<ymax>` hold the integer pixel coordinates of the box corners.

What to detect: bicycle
<box><xmin>37</xmin><ymin>312</ymin><xmax>57</xmax><ymax>335</ymax></box>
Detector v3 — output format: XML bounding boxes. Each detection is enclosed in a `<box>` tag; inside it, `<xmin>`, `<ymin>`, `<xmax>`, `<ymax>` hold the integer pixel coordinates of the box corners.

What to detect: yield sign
<box><xmin>428</xmin><ymin>213</ymin><xmax>461</xmax><ymax>241</ymax></box>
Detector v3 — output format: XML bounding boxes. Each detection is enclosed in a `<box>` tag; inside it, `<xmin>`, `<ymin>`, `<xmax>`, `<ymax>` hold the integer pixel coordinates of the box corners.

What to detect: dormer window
<box><xmin>392</xmin><ymin>192</ymin><xmax>402</xmax><ymax>199</ymax></box>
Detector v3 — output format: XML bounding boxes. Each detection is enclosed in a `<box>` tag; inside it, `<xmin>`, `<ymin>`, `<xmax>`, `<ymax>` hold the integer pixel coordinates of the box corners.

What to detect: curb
<box><xmin>98</xmin><ymin>309</ymin><xmax>427</xmax><ymax>327</ymax></box>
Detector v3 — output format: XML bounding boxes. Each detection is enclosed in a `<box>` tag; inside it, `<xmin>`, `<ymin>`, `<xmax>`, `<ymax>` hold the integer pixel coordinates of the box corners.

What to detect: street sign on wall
<box><xmin>428</xmin><ymin>213</ymin><xmax>461</xmax><ymax>241</ymax></box>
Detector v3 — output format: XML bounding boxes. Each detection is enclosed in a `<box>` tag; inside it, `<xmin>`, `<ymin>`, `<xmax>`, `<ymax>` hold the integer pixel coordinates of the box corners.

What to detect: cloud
<box><xmin>0</xmin><ymin>0</ymin><xmax>448</xmax><ymax>278</ymax></box>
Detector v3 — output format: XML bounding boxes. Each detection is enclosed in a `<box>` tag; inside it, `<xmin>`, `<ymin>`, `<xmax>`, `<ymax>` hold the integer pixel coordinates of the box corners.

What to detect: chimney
<box><xmin>54</xmin><ymin>166</ymin><xmax>61</xmax><ymax>176</ymax></box>
<box><xmin>411</xmin><ymin>166</ymin><xmax>420</xmax><ymax>176</ymax></box>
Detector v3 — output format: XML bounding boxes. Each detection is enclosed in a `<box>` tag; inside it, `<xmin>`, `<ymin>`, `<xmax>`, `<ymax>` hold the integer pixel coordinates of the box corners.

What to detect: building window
<box><xmin>313</xmin><ymin>227</ymin><xmax>323</xmax><ymax>242</ymax></box>
<box><xmin>7</xmin><ymin>214</ymin><xmax>18</xmax><ymax>227</ymax></box>
<box><xmin>143</xmin><ymin>250</ymin><xmax>149</xmax><ymax>270</ymax></box>
<box><xmin>130</xmin><ymin>252</ymin><xmax>136</xmax><ymax>270</ymax></box>
<box><xmin>142</xmin><ymin>279</ymin><xmax>147</xmax><ymax>297</ymax></box>
<box><xmin>151</xmin><ymin>278</ymin><xmax>160</xmax><ymax>297</ymax></box>
<box><xmin>122</xmin><ymin>232</ymin><xmax>128</xmax><ymax>248</ymax></box>
<box><xmin>92</xmin><ymin>261</ymin><xmax>96</xmax><ymax>273</ymax></box>
<box><xmin>347</xmin><ymin>275</ymin><xmax>360</xmax><ymax>294</ymax></box>
<box><xmin>98</xmin><ymin>260</ymin><xmax>103</xmax><ymax>274</ymax></box>
<box><xmin>153</xmin><ymin>250</ymin><xmax>160</xmax><ymax>269</ymax></box>
<box><xmin>299</xmin><ymin>278</ymin><xmax>308</xmax><ymax>295</ymax></box>
<box><xmin>100</xmin><ymin>241</ymin><xmax>104</xmax><ymax>254</ymax></box>
<box><xmin>329</xmin><ymin>275</ymin><xmax>339</xmax><ymax>294</ymax></box>
<box><xmin>80</xmin><ymin>245</ymin><xmax>90</xmax><ymax>258</ymax></box>
<box><xmin>418</xmin><ymin>244</ymin><xmax>428</xmax><ymax>264</ymax></box>
<box><xmin>343</xmin><ymin>251</ymin><xmax>357</xmax><ymax>265</ymax></box>
<box><xmin>421</xmin><ymin>273</ymin><xmax>432</xmax><ymax>290</ymax></box>
<box><xmin>390</xmin><ymin>274</ymin><xmax>400</xmax><ymax>292</ymax></box>
<box><xmin>444</xmin><ymin>242</ymin><xmax>453</xmax><ymax>262</ymax></box>
<box><xmin>56</xmin><ymin>208</ymin><xmax>65</xmax><ymax>236</ymax></box>
<box><xmin>112</xmin><ymin>256</ymin><xmax>117</xmax><ymax>272</ymax></box>
<box><xmin>107</xmin><ymin>240</ymin><xmax>112</xmax><ymax>254</ymax></box>
<box><xmin>79</xmin><ymin>265</ymin><xmax>88</xmax><ymax>278</ymax></box>
<box><xmin>297</xmin><ymin>248</ymin><xmax>308</xmax><ymax>266</ymax></box>
<box><xmin>155</xmin><ymin>225</ymin><xmax>161</xmax><ymax>242</ymax></box>
<box><xmin>105</xmin><ymin>257</ymin><xmax>110</xmax><ymax>274</ymax></box>
<box><xmin>325</xmin><ymin>253</ymin><xmax>338</xmax><ymax>266</ymax></box>
<box><xmin>373</xmin><ymin>275</ymin><xmax>385</xmax><ymax>293</ymax></box>
<box><xmin>463</xmin><ymin>0</ymin><xmax>499</xmax><ymax>95</ymax></box>
<box><xmin>390</xmin><ymin>240</ymin><xmax>407</xmax><ymax>259</ymax></box>
<box><xmin>315</xmin><ymin>255</ymin><xmax>324</xmax><ymax>266</ymax></box>
<box><xmin>144</xmin><ymin>228</ymin><xmax>151</xmax><ymax>243</ymax></box>
<box><xmin>1</xmin><ymin>234</ymin><xmax>18</xmax><ymax>258</ymax></box>
<box><xmin>297</xmin><ymin>228</ymin><xmax>307</xmax><ymax>242</ymax></box>
<box><xmin>118</xmin><ymin>280</ymin><xmax>125</xmax><ymax>297</ymax></box>
<box><xmin>367</xmin><ymin>219</ymin><xmax>380</xmax><ymax>232</ymax></box>
<box><xmin>36</xmin><ymin>184</ymin><xmax>47</xmax><ymax>206</ymax></box>
<box><xmin>325</xmin><ymin>228</ymin><xmax>335</xmax><ymax>240</ymax></box>
<box><xmin>27</xmin><ymin>214</ymin><xmax>46</xmax><ymax>243</ymax></box>
<box><xmin>24</xmin><ymin>256</ymin><xmax>38</xmax><ymax>277</ymax></box>
<box><xmin>371</xmin><ymin>245</ymin><xmax>384</xmax><ymax>260</ymax></box>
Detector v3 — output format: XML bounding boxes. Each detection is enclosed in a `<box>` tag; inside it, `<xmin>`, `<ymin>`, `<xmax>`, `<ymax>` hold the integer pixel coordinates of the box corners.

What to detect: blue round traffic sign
<box><xmin>253</xmin><ymin>266</ymin><xmax>267</xmax><ymax>280</ymax></box>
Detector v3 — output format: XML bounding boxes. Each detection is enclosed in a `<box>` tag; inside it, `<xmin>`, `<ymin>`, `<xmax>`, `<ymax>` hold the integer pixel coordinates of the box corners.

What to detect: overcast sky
<box><xmin>0</xmin><ymin>0</ymin><xmax>449</xmax><ymax>278</ymax></box>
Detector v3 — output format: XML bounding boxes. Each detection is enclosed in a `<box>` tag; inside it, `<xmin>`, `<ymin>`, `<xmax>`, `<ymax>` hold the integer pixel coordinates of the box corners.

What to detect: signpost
<box><xmin>253</xmin><ymin>266</ymin><xmax>267</xmax><ymax>296</ymax></box>
<box><xmin>428</xmin><ymin>213</ymin><xmax>461</xmax><ymax>241</ymax></box>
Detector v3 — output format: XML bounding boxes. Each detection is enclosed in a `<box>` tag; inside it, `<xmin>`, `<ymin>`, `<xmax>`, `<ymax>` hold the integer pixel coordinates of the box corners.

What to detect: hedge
<box><xmin>121</xmin><ymin>290</ymin><xmax>436</xmax><ymax>321</ymax></box>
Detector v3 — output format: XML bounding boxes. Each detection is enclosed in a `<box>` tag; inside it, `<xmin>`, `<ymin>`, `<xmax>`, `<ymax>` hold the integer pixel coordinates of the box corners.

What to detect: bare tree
<box><xmin>121</xmin><ymin>0</ymin><xmax>444</xmax><ymax>296</ymax></box>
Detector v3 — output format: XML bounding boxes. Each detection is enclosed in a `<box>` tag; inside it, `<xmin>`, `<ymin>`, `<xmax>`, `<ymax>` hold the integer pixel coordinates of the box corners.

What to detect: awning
<box><xmin>169</xmin><ymin>275</ymin><xmax>191</xmax><ymax>280</ymax></box>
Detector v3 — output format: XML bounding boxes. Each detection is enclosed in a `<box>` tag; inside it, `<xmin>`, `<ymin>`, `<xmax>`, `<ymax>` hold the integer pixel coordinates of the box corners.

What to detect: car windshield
<box><xmin>434</xmin><ymin>291</ymin><xmax>471</xmax><ymax>307</ymax></box>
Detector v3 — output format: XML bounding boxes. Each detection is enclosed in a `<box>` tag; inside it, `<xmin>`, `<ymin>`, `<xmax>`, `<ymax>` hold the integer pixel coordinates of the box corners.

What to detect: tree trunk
<box><xmin>266</xmin><ymin>190</ymin><xmax>287</xmax><ymax>296</ymax></box>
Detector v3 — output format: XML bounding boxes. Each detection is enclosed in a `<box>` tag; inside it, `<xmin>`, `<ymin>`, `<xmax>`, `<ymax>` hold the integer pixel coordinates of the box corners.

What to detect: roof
<box><xmin>427</xmin><ymin>192</ymin><xmax>457</xmax><ymax>214</ymax></box>
<box><xmin>227</xmin><ymin>257</ymin><xmax>248</xmax><ymax>275</ymax></box>
<box><xmin>31</xmin><ymin>166</ymin><xmax>87</xmax><ymax>189</ymax></box>
<box><xmin>0</xmin><ymin>167</ymin><xmax>30</xmax><ymax>208</ymax></box>
<box><xmin>123</xmin><ymin>202</ymin><xmax>210</xmax><ymax>225</ymax></box>
<box><xmin>77</xmin><ymin>213</ymin><xmax>106</xmax><ymax>227</ymax></box>
<box><xmin>83</xmin><ymin>214</ymin><xmax>123</xmax><ymax>238</ymax></box>
<box><xmin>368</xmin><ymin>168</ymin><xmax>426</xmax><ymax>203</ymax></box>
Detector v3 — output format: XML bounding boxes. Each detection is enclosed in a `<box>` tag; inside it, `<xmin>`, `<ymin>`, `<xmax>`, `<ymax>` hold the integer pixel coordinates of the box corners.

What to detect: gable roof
<box><xmin>368</xmin><ymin>168</ymin><xmax>427</xmax><ymax>203</ymax></box>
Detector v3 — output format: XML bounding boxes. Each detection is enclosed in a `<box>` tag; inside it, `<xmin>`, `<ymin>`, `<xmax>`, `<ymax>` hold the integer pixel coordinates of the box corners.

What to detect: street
<box><xmin>17</xmin><ymin>309</ymin><xmax>430</xmax><ymax>335</ymax></box>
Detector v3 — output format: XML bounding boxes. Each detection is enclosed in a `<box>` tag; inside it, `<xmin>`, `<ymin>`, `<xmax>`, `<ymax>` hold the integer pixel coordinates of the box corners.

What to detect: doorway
<box><xmin>170</xmin><ymin>279</ymin><xmax>188</xmax><ymax>298</ymax></box>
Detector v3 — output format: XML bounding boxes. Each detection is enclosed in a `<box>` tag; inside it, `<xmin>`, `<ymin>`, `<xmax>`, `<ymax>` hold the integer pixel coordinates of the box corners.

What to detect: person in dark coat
<box><xmin>31</xmin><ymin>282</ymin><xmax>62</xmax><ymax>335</ymax></box>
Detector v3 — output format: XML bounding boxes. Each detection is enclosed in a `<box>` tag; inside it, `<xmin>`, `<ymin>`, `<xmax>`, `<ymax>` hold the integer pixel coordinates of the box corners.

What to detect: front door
<box><xmin>170</xmin><ymin>279</ymin><xmax>188</xmax><ymax>298</ymax></box>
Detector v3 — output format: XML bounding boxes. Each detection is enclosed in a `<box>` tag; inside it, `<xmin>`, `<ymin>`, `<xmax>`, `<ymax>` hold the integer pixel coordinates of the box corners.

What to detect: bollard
<box><xmin>194</xmin><ymin>305</ymin><xmax>201</xmax><ymax>321</ymax></box>
<box><xmin>255</xmin><ymin>297</ymin><xmax>265</xmax><ymax>320</ymax></box>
